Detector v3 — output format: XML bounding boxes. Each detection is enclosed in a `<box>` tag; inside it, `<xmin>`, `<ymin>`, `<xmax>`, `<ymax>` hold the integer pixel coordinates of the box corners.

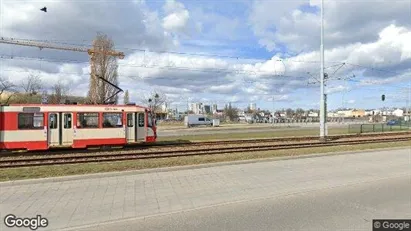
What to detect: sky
<box><xmin>0</xmin><ymin>0</ymin><xmax>410</xmax><ymax>111</ymax></box>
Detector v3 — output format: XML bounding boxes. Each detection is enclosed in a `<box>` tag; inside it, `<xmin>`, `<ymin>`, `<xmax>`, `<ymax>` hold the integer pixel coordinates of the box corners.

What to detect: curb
<box><xmin>1</xmin><ymin>146</ymin><xmax>409</xmax><ymax>187</ymax></box>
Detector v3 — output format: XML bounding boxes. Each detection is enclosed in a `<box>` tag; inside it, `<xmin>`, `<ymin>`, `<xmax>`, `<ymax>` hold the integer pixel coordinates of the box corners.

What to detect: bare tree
<box><xmin>0</xmin><ymin>77</ymin><xmax>15</xmax><ymax>104</ymax></box>
<box><xmin>144</xmin><ymin>91</ymin><xmax>167</xmax><ymax>117</ymax></box>
<box><xmin>285</xmin><ymin>108</ymin><xmax>294</xmax><ymax>118</ymax></box>
<box><xmin>88</xmin><ymin>32</ymin><xmax>120</xmax><ymax>104</ymax></box>
<box><xmin>20</xmin><ymin>74</ymin><xmax>42</xmax><ymax>95</ymax></box>
<box><xmin>224</xmin><ymin>103</ymin><xmax>239</xmax><ymax>121</ymax></box>
<box><xmin>295</xmin><ymin>108</ymin><xmax>305</xmax><ymax>118</ymax></box>
<box><xmin>123</xmin><ymin>90</ymin><xmax>130</xmax><ymax>104</ymax></box>
<box><xmin>48</xmin><ymin>81</ymin><xmax>69</xmax><ymax>104</ymax></box>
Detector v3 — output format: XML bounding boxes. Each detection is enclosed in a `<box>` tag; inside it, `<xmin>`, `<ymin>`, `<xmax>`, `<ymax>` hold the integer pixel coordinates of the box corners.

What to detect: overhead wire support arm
<box><xmin>96</xmin><ymin>75</ymin><xmax>124</xmax><ymax>104</ymax></box>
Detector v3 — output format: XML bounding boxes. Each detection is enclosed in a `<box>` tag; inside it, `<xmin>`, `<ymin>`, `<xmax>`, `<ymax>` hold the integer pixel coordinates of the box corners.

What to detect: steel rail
<box><xmin>1</xmin><ymin>131</ymin><xmax>409</xmax><ymax>158</ymax></box>
<box><xmin>1</xmin><ymin>136</ymin><xmax>409</xmax><ymax>168</ymax></box>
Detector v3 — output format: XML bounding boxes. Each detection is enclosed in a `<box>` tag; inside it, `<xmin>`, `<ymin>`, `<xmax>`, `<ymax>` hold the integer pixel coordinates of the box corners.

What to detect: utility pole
<box><xmin>407</xmin><ymin>81</ymin><xmax>411</xmax><ymax>121</ymax></box>
<box><xmin>319</xmin><ymin>0</ymin><xmax>327</xmax><ymax>140</ymax></box>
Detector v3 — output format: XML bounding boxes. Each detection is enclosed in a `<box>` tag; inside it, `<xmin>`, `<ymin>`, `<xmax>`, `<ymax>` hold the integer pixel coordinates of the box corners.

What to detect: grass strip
<box><xmin>158</xmin><ymin>128</ymin><xmax>351</xmax><ymax>141</ymax></box>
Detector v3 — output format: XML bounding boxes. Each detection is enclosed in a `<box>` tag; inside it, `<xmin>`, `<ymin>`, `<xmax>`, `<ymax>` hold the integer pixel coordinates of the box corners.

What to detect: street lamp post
<box><xmin>319</xmin><ymin>0</ymin><xmax>327</xmax><ymax>141</ymax></box>
<box><xmin>407</xmin><ymin>81</ymin><xmax>411</xmax><ymax>121</ymax></box>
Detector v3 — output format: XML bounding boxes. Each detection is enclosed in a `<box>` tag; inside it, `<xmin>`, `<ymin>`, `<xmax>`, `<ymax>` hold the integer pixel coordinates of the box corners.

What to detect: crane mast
<box><xmin>0</xmin><ymin>37</ymin><xmax>125</xmax><ymax>104</ymax></box>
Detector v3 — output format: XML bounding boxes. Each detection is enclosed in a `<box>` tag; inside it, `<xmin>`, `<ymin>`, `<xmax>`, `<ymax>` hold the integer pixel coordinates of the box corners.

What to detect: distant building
<box><xmin>213</xmin><ymin>109</ymin><xmax>224</xmax><ymax>116</ymax></box>
<box><xmin>365</xmin><ymin>110</ymin><xmax>374</xmax><ymax>116</ymax></box>
<box><xmin>336</xmin><ymin>109</ymin><xmax>365</xmax><ymax>118</ymax></box>
<box><xmin>203</xmin><ymin>105</ymin><xmax>211</xmax><ymax>114</ymax></box>
<box><xmin>161</xmin><ymin>103</ymin><xmax>168</xmax><ymax>113</ymax></box>
<box><xmin>249</xmin><ymin>103</ymin><xmax>256</xmax><ymax>111</ymax></box>
<box><xmin>188</xmin><ymin>103</ymin><xmax>196</xmax><ymax>112</ymax></box>
<box><xmin>212</xmin><ymin>104</ymin><xmax>218</xmax><ymax>113</ymax></box>
<box><xmin>189</xmin><ymin>103</ymin><xmax>204</xmax><ymax>114</ymax></box>
<box><xmin>308</xmin><ymin>112</ymin><xmax>319</xmax><ymax>117</ymax></box>
<box><xmin>352</xmin><ymin>109</ymin><xmax>365</xmax><ymax>117</ymax></box>
<box><xmin>327</xmin><ymin>112</ymin><xmax>338</xmax><ymax>117</ymax></box>
<box><xmin>393</xmin><ymin>109</ymin><xmax>404</xmax><ymax>117</ymax></box>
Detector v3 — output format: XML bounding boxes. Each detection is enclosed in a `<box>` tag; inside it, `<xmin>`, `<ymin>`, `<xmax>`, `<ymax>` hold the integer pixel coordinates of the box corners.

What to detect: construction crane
<box><xmin>0</xmin><ymin>37</ymin><xmax>125</xmax><ymax>104</ymax></box>
<box><xmin>0</xmin><ymin>37</ymin><xmax>125</xmax><ymax>58</ymax></box>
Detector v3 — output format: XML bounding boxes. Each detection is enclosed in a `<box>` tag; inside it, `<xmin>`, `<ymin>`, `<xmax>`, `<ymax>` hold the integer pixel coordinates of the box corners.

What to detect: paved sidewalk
<box><xmin>0</xmin><ymin>148</ymin><xmax>410</xmax><ymax>230</ymax></box>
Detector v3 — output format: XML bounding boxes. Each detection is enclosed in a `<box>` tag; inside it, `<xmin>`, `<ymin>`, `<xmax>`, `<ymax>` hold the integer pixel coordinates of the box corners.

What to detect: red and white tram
<box><xmin>0</xmin><ymin>104</ymin><xmax>157</xmax><ymax>151</ymax></box>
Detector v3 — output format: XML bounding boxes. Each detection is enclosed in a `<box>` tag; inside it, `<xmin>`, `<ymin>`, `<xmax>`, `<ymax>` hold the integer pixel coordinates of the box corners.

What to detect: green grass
<box><xmin>1</xmin><ymin>140</ymin><xmax>409</xmax><ymax>182</ymax></box>
<box><xmin>158</xmin><ymin>127</ymin><xmax>351</xmax><ymax>141</ymax></box>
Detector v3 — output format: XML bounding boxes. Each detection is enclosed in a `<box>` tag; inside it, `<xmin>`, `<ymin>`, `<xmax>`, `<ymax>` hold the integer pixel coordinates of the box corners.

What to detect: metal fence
<box><xmin>349</xmin><ymin>122</ymin><xmax>411</xmax><ymax>134</ymax></box>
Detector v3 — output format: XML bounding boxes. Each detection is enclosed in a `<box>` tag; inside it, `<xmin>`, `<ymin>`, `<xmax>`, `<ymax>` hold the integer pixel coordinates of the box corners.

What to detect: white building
<box><xmin>365</xmin><ymin>110</ymin><xmax>373</xmax><ymax>116</ymax></box>
<box><xmin>392</xmin><ymin>109</ymin><xmax>404</xmax><ymax>117</ymax></box>
<box><xmin>188</xmin><ymin>103</ymin><xmax>206</xmax><ymax>114</ymax></box>
<box><xmin>212</xmin><ymin>104</ymin><xmax>218</xmax><ymax>113</ymax></box>
<box><xmin>161</xmin><ymin>103</ymin><xmax>168</xmax><ymax>113</ymax></box>
<box><xmin>337</xmin><ymin>110</ymin><xmax>352</xmax><ymax>117</ymax></box>
<box><xmin>373</xmin><ymin>110</ymin><xmax>381</xmax><ymax>115</ymax></box>
<box><xmin>308</xmin><ymin>112</ymin><xmax>319</xmax><ymax>117</ymax></box>
<box><xmin>249</xmin><ymin>103</ymin><xmax>256</xmax><ymax>111</ymax></box>
<box><xmin>327</xmin><ymin>112</ymin><xmax>338</xmax><ymax>117</ymax></box>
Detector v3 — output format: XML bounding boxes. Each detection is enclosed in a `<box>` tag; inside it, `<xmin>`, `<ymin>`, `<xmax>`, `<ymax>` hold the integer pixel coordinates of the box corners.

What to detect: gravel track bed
<box><xmin>0</xmin><ymin>136</ymin><xmax>410</xmax><ymax>168</ymax></box>
<box><xmin>1</xmin><ymin>134</ymin><xmax>410</xmax><ymax>162</ymax></box>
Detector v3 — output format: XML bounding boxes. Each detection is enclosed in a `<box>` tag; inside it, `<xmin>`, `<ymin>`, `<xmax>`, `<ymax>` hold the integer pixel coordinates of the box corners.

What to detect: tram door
<box><xmin>135</xmin><ymin>112</ymin><xmax>146</xmax><ymax>141</ymax></box>
<box><xmin>48</xmin><ymin>112</ymin><xmax>73</xmax><ymax>147</ymax></box>
<box><xmin>126</xmin><ymin>113</ymin><xmax>135</xmax><ymax>142</ymax></box>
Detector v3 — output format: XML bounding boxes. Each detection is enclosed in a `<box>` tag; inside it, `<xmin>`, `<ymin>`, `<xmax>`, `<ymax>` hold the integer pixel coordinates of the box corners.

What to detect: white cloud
<box><xmin>1</xmin><ymin>1</ymin><xmax>410</xmax><ymax>110</ymax></box>
<box><xmin>162</xmin><ymin>0</ymin><xmax>190</xmax><ymax>33</ymax></box>
<box><xmin>2</xmin><ymin>23</ymin><xmax>410</xmax><ymax>106</ymax></box>
<box><xmin>249</xmin><ymin>0</ymin><xmax>411</xmax><ymax>53</ymax></box>
<box><xmin>163</xmin><ymin>11</ymin><xmax>190</xmax><ymax>32</ymax></box>
<box><xmin>0</xmin><ymin>0</ymin><xmax>177</xmax><ymax>57</ymax></box>
<box><xmin>326</xmin><ymin>85</ymin><xmax>349</xmax><ymax>95</ymax></box>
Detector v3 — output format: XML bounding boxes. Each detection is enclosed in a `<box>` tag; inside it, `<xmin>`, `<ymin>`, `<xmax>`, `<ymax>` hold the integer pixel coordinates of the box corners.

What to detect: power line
<box><xmin>0</xmin><ymin>54</ymin><xmax>309</xmax><ymax>77</ymax></box>
<box><xmin>0</xmin><ymin>66</ymin><xmax>311</xmax><ymax>84</ymax></box>
<box><xmin>2</xmin><ymin>54</ymin><xmax>408</xmax><ymax>89</ymax></box>
<box><xmin>1</xmin><ymin>53</ymin><xmax>409</xmax><ymax>86</ymax></box>
<box><xmin>0</xmin><ymin>36</ymin><xmax>345</xmax><ymax>63</ymax></box>
<box><xmin>3</xmin><ymin>38</ymin><xmax>411</xmax><ymax>77</ymax></box>
<box><xmin>344</xmin><ymin>62</ymin><xmax>407</xmax><ymax>76</ymax></box>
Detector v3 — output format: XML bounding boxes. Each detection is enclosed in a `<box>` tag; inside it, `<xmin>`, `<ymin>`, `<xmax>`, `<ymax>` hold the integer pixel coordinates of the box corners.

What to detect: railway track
<box><xmin>1</xmin><ymin>131</ymin><xmax>409</xmax><ymax>158</ymax></box>
<box><xmin>0</xmin><ymin>135</ymin><xmax>409</xmax><ymax>168</ymax></box>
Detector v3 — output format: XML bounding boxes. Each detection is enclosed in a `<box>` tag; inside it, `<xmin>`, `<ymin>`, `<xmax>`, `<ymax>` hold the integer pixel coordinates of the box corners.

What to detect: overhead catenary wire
<box><xmin>2</xmin><ymin>37</ymin><xmax>409</xmax><ymax>79</ymax></box>
<box><xmin>0</xmin><ymin>54</ymin><xmax>314</xmax><ymax>78</ymax></box>
<box><xmin>1</xmin><ymin>48</ymin><xmax>409</xmax><ymax>92</ymax></box>
<box><xmin>5</xmin><ymin>53</ymin><xmax>405</xmax><ymax>79</ymax></box>
<box><xmin>1</xmin><ymin>39</ymin><xmax>408</xmax><ymax>77</ymax></box>
<box><xmin>2</xmin><ymin>37</ymin><xmax>343</xmax><ymax>62</ymax></box>
<box><xmin>1</xmin><ymin>54</ymin><xmax>408</xmax><ymax>96</ymax></box>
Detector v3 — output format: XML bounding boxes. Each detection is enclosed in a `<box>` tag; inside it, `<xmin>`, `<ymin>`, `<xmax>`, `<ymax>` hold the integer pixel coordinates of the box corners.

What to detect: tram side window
<box><xmin>64</xmin><ymin>114</ymin><xmax>72</xmax><ymax>129</ymax></box>
<box><xmin>49</xmin><ymin>114</ymin><xmax>57</xmax><ymax>129</ymax></box>
<box><xmin>127</xmin><ymin>113</ymin><xmax>133</xmax><ymax>127</ymax></box>
<box><xmin>18</xmin><ymin>113</ymin><xmax>44</xmax><ymax>129</ymax></box>
<box><xmin>102</xmin><ymin>113</ymin><xmax>123</xmax><ymax>128</ymax></box>
<box><xmin>138</xmin><ymin>113</ymin><xmax>145</xmax><ymax>127</ymax></box>
<box><xmin>76</xmin><ymin>113</ymin><xmax>99</xmax><ymax>128</ymax></box>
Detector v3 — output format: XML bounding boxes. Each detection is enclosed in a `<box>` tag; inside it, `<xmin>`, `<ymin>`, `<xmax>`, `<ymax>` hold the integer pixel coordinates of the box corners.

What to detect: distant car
<box><xmin>386</xmin><ymin>120</ymin><xmax>400</xmax><ymax>126</ymax></box>
<box><xmin>184</xmin><ymin>115</ymin><xmax>213</xmax><ymax>127</ymax></box>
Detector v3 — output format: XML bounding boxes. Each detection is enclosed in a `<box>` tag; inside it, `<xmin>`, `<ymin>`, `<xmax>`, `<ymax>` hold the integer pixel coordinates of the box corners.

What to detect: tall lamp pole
<box><xmin>407</xmin><ymin>81</ymin><xmax>411</xmax><ymax>121</ymax></box>
<box><xmin>319</xmin><ymin>0</ymin><xmax>327</xmax><ymax>140</ymax></box>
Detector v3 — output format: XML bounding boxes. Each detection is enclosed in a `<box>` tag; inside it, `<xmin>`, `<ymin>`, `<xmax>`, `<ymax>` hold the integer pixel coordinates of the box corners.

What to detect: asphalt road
<box><xmin>68</xmin><ymin>148</ymin><xmax>411</xmax><ymax>231</ymax></box>
<box><xmin>93</xmin><ymin>175</ymin><xmax>411</xmax><ymax>231</ymax></box>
